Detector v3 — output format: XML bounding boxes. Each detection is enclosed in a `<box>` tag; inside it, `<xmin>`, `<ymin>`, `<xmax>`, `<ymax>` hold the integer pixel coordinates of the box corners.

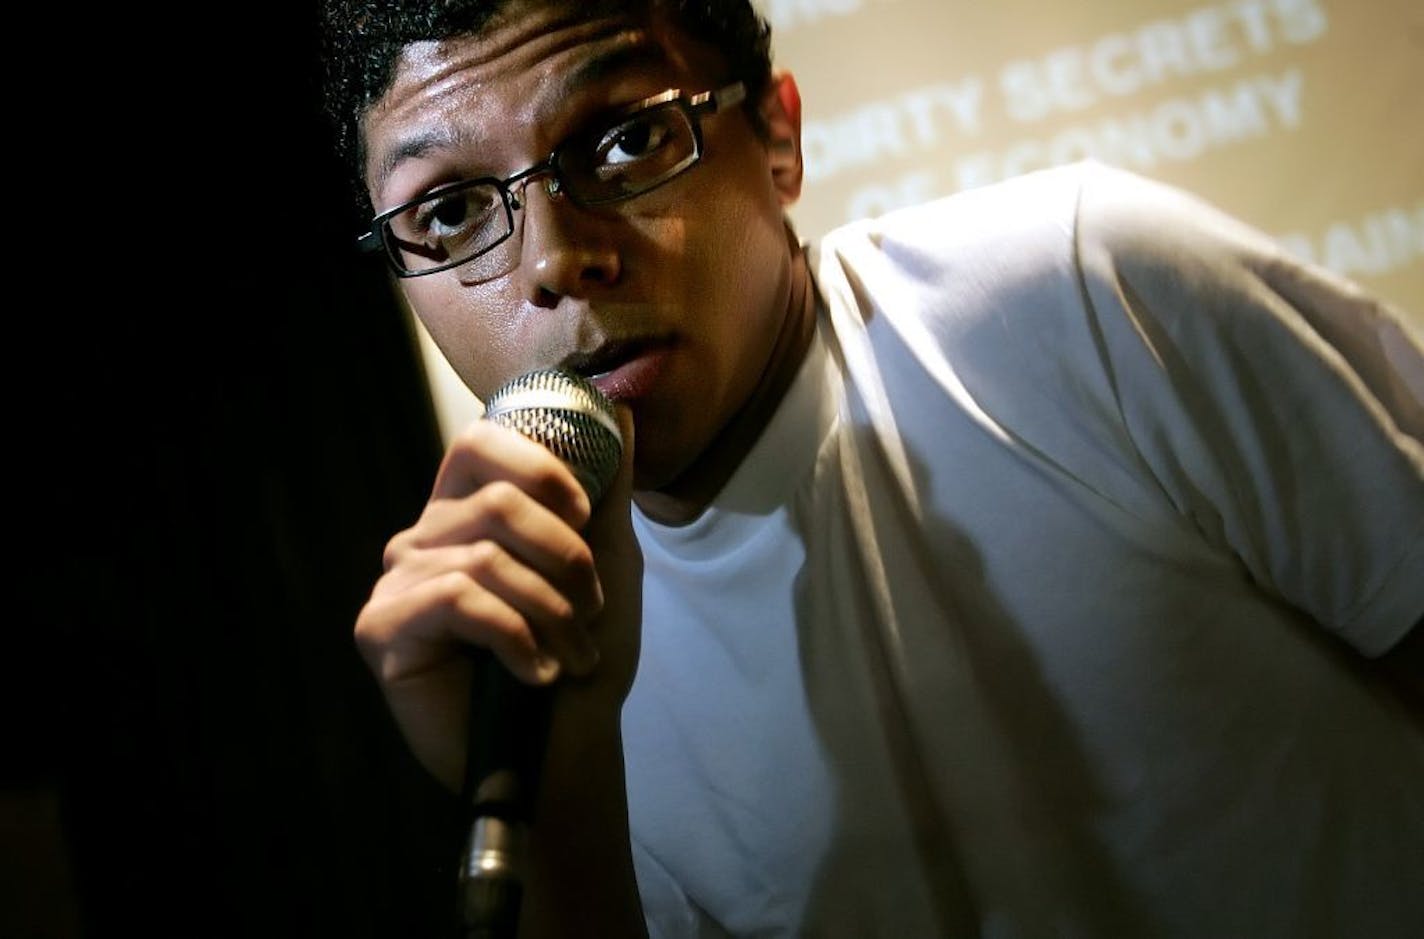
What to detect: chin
<box><xmin>630</xmin><ymin>432</ymin><xmax>702</xmax><ymax>494</ymax></box>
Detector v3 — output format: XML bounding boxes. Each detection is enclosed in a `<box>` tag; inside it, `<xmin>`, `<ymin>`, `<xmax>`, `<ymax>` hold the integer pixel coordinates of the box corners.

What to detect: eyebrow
<box><xmin>371</xmin><ymin>38</ymin><xmax>672</xmax><ymax>197</ymax></box>
<box><xmin>372</xmin><ymin>126</ymin><xmax>474</xmax><ymax>196</ymax></box>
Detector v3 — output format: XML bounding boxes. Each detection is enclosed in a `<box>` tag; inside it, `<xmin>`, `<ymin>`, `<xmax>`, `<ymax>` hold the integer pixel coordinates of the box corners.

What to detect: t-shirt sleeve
<box><xmin>1070</xmin><ymin>162</ymin><xmax>1424</xmax><ymax>656</ymax></box>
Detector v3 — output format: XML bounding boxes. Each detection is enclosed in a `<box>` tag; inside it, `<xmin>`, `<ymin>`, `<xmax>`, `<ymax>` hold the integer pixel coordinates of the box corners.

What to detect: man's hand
<box><xmin>353</xmin><ymin>409</ymin><xmax>641</xmax><ymax>790</ymax></box>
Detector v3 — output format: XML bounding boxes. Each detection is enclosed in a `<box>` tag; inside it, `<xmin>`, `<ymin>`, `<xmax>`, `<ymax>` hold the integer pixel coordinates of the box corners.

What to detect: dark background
<box><xmin>7</xmin><ymin>6</ymin><xmax>467</xmax><ymax>937</ymax></box>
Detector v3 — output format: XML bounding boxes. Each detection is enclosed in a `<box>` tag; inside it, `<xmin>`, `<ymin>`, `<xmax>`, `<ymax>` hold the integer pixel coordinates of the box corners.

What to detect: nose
<box><xmin>514</xmin><ymin>178</ymin><xmax>622</xmax><ymax>308</ymax></box>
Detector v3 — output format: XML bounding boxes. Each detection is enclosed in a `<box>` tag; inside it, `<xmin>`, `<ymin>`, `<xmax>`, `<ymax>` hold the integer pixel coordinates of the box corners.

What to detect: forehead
<box><xmin>360</xmin><ymin>4</ymin><xmax>724</xmax><ymax>195</ymax></box>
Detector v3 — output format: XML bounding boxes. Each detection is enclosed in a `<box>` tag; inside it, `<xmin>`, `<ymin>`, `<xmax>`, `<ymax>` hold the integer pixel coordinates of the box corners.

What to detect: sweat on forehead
<box><xmin>387</xmin><ymin>9</ymin><xmax>672</xmax><ymax>106</ymax></box>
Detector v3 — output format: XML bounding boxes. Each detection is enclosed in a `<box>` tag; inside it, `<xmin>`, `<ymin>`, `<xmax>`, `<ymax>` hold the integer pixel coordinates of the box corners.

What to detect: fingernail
<box><xmin>533</xmin><ymin>653</ymin><xmax>561</xmax><ymax>684</ymax></box>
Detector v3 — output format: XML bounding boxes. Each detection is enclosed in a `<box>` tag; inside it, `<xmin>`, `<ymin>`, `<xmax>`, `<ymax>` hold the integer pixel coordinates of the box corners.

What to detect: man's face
<box><xmin>360</xmin><ymin>4</ymin><xmax>800</xmax><ymax>491</ymax></box>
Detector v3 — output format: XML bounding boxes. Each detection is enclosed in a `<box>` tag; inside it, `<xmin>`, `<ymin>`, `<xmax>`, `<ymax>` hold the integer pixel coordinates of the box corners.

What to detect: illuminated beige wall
<box><xmin>420</xmin><ymin>0</ymin><xmax>1423</xmax><ymax>441</ymax></box>
<box><xmin>777</xmin><ymin>0</ymin><xmax>1421</xmax><ymax>318</ymax></box>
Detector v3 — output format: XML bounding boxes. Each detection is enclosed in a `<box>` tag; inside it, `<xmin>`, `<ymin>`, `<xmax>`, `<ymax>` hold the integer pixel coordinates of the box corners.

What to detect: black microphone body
<box><xmin>458</xmin><ymin>368</ymin><xmax>623</xmax><ymax>939</ymax></box>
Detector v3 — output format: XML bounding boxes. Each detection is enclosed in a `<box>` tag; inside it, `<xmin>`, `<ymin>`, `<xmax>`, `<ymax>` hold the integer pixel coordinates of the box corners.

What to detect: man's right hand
<box><xmin>353</xmin><ymin>408</ymin><xmax>641</xmax><ymax>791</ymax></box>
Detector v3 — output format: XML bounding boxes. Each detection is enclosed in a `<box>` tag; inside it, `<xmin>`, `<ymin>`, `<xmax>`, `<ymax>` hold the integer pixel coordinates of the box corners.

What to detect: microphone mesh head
<box><xmin>483</xmin><ymin>369</ymin><xmax>623</xmax><ymax>506</ymax></box>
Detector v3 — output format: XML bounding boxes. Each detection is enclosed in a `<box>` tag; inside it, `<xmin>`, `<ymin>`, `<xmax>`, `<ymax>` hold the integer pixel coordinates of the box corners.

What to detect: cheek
<box><xmin>401</xmin><ymin>280</ymin><xmax>523</xmax><ymax>397</ymax></box>
<box><xmin>637</xmin><ymin>133</ymin><xmax>786</xmax><ymax>313</ymax></box>
<box><xmin>690</xmin><ymin>184</ymin><xmax>788</xmax><ymax>324</ymax></box>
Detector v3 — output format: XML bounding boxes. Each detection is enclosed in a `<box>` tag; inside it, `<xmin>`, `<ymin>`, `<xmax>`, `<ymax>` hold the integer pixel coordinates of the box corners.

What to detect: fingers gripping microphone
<box><xmin>483</xmin><ymin>369</ymin><xmax>623</xmax><ymax>505</ymax></box>
<box><xmin>457</xmin><ymin>368</ymin><xmax>623</xmax><ymax>939</ymax></box>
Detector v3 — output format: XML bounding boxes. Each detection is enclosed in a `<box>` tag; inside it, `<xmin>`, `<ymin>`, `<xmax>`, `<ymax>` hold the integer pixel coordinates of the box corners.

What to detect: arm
<box><xmin>519</xmin><ymin>423</ymin><xmax>647</xmax><ymax>938</ymax></box>
<box><xmin>518</xmin><ymin>681</ymin><xmax>647</xmax><ymax>937</ymax></box>
<box><xmin>354</xmin><ymin>411</ymin><xmax>648</xmax><ymax>939</ymax></box>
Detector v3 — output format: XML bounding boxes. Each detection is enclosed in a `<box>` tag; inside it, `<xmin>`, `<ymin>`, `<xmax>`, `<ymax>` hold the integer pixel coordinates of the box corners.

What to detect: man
<box><xmin>320</xmin><ymin>1</ymin><xmax>1423</xmax><ymax>936</ymax></box>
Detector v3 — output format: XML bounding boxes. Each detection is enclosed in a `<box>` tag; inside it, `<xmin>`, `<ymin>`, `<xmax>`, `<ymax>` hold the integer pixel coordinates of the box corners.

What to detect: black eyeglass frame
<box><xmin>358</xmin><ymin>80</ymin><xmax>748</xmax><ymax>278</ymax></box>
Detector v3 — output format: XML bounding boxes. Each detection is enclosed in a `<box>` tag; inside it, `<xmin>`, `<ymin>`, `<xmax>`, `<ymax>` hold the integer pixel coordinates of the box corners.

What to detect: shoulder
<box><xmin>1067</xmin><ymin>161</ymin><xmax>1295</xmax><ymax>313</ymax></box>
<box><xmin>807</xmin><ymin>162</ymin><xmax>1097</xmax><ymax>348</ymax></box>
<box><xmin>813</xmin><ymin>161</ymin><xmax>1090</xmax><ymax>287</ymax></box>
<box><xmin>807</xmin><ymin>161</ymin><xmax>1271</xmax><ymax>323</ymax></box>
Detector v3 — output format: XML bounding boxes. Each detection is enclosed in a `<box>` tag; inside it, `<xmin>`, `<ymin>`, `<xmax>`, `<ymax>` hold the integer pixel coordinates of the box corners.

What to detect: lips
<box><xmin>562</xmin><ymin>338</ymin><xmax>650</xmax><ymax>378</ymax></box>
<box><xmin>561</xmin><ymin>336</ymin><xmax>674</xmax><ymax>402</ymax></box>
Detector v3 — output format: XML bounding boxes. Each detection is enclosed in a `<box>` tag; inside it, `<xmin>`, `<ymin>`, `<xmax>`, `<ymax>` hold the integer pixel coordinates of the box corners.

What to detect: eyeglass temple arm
<box><xmin>690</xmin><ymin>81</ymin><xmax>746</xmax><ymax>114</ymax></box>
<box><xmin>356</xmin><ymin>228</ymin><xmax>384</xmax><ymax>254</ymax></box>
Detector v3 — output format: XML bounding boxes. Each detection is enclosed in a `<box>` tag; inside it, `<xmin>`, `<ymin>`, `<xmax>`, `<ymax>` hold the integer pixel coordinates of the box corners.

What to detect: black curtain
<box><xmin>10</xmin><ymin>6</ymin><xmax>467</xmax><ymax>937</ymax></box>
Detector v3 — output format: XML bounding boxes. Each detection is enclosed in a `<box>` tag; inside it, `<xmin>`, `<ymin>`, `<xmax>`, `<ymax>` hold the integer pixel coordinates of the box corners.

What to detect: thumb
<box><xmin>587</xmin><ymin>403</ymin><xmax>636</xmax><ymax>541</ymax></box>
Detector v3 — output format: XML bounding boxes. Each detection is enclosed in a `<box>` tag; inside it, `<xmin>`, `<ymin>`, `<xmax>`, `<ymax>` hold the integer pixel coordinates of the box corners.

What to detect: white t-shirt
<box><xmin>622</xmin><ymin>161</ymin><xmax>1424</xmax><ymax>938</ymax></box>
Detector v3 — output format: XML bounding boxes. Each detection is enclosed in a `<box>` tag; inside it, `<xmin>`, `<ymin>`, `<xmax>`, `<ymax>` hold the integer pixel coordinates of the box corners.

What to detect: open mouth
<box><xmin>560</xmin><ymin>336</ymin><xmax>675</xmax><ymax>402</ymax></box>
<box><xmin>562</xmin><ymin>337</ymin><xmax>659</xmax><ymax>379</ymax></box>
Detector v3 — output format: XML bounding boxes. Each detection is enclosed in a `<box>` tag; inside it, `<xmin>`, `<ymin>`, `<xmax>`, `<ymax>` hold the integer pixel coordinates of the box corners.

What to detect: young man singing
<box><xmin>321</xmin><ymin>2</ymin><xmax>1423</xmax><ymax>935</ymax></box>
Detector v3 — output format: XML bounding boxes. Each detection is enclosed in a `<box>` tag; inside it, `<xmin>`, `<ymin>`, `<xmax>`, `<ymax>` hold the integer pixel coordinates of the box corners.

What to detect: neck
<box><xmin>634</xmin><ymin>228</ymin><xmax>817</xmax><ymax>525</ymax></box>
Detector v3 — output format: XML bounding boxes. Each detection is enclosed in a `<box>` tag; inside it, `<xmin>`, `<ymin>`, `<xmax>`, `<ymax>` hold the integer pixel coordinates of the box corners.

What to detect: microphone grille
<box><xmin>483</xmin><ymin>369</ymin><xmax>623</xmax><ymax>506</ymax></box>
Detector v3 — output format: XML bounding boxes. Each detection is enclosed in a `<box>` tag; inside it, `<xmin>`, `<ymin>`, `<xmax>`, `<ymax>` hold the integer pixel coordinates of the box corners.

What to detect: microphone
<box><xmin>457</xmin><ymin>368</ymin><xmax>623</xmax><ymax>939</ymax></box>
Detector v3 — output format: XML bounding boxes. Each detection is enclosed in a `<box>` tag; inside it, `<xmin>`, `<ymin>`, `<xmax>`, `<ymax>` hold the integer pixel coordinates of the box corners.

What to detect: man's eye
<box><xmin>595</xmin><ymin>114</ymin><xmax>673</xmax><ymax>167</ymax></box>
<box><xmin>413</xmin><ymin>188</ymin><xmax>499</xmax><ymax>239</ymax></box>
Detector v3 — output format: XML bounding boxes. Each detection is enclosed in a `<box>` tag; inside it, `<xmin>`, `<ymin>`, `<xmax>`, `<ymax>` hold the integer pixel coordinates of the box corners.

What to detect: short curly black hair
<box><xmin>319</xmin><ymin>0</ymin><xmax>774</xmax><ymax>218</ymax></box>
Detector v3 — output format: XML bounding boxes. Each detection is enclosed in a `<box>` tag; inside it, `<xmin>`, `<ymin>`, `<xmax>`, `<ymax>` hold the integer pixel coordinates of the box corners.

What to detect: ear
<box><xmin>760</xmin><ymin>70</ymin><xmax>804</xmax><ymax>206</ymax></box>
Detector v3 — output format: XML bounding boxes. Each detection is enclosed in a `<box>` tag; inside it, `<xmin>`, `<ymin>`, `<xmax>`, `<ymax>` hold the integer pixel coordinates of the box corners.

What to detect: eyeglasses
<box><xmin>358</xmin><ymin>81</ymin><xmax>747</xmax><ymax>279</ymax></box>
